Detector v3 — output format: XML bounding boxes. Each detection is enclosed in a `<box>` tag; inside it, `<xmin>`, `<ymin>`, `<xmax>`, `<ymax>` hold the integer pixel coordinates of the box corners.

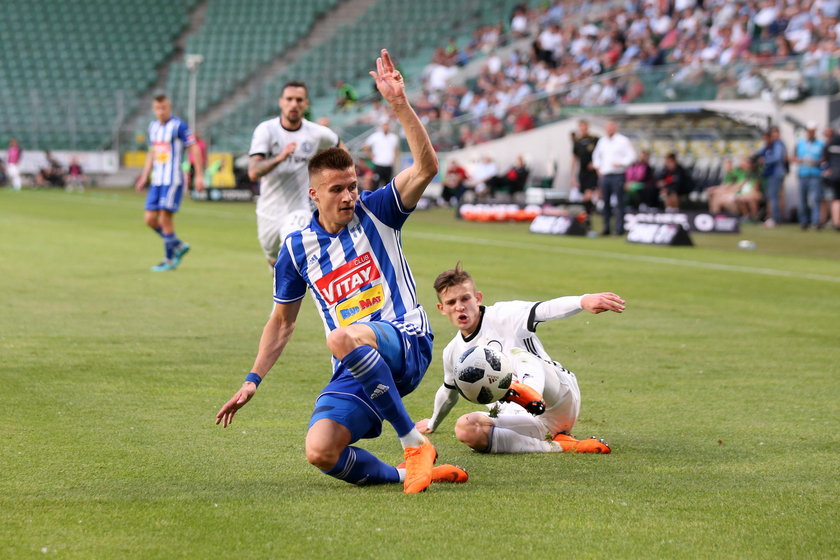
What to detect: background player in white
<box><xmin>216</xmin><ymin>50</ymin><xmax>465</xmax><ymax>494</ymax></box>
<box><xmin>248</xmin><ymin>81</ymin><xmax>345</xmax><ymax>266</ymax></box>
<box><xmin>135</xmin><ymin>94</ymin><xmax>204</xmax><ymax>271</ymax></box>
<box><xmin>417</xmin><ymin>263</ymin><xmax>625</xmax><ymax>454</ymax></box>
<box><xmin>363</xmin><ymin>120</ymin><xmax>400</xmax><ymax>188</ymax></box>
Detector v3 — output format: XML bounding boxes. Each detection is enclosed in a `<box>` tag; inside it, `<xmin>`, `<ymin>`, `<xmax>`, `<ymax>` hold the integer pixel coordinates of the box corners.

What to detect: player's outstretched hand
<box><xmin>581</xmin><ymin>292</ymin><xmax>625</xmax><ymax>314</ymax></box>
<box><xmin>215</xmin><ymin>383</ymin><xmax>257</xmax><ymax>428</ymax></box>
<box><xmin>415</xmin><ymin>418</ymin><xmax>433</xmax><ymax>433</ymax></box>
<box><xmin>369</xmin><ymin>49</ymin><xmax>406</xmax><ymax>106</ymax></box>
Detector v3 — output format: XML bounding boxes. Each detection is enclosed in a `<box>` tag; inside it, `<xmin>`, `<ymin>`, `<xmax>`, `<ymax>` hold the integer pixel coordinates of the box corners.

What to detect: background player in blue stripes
<box><xmin>135</xmin><ymin>94</ymin><xmax>204</xmax><ymax>271</ymax></box>
<box><xmin>216</xmin><ymin>49</ymin><xmax>466</xmax><ymax>494</ymax></box>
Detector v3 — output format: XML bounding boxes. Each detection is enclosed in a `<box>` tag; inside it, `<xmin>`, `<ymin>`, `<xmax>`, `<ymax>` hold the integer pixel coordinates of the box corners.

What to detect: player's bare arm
<box><xmin>581</xmin><ymin>292</ymin><xmax>625</xmax><ymax>314</ymax></box>
<box><xmin>247</xmin><ymin>142</ymin><xmax>298</xmax><ymax>181</ymax></box>
<box><xmin>215</xmin><ymin>299</ymin><xmax>302</xmax><ymax>427</ymax></box>
<box><xmin>369</xmin><ymin>49</ymin><xmax>438</xmax><ymax>208</ymax></box>
<box><xmin>135</xmin><ymin>150</ymin><xmax>154</xmax><ymax>191</ymax></box>
<box><xmin>417</xmin><ymin>382</ymin><xmax>461</xmax><ymax>433</ymax></box>
<box><xmin>189</xmin><ymin>143</ymin><xmax>205</xmax><ymax>191</ymax></box>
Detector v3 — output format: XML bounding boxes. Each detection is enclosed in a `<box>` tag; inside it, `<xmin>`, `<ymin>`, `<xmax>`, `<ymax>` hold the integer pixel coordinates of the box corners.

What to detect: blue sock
<box><xmin>153</xmin><ymin>227</ymin><xmax>164</xmax><ymax>237</ymax></box>
<box><xmin>163</xmin><ymin>233</ymin><xmax>179</xmax><ymax>260</ymax></box>
<box><xmin>342</xmin><ymin>345</ymin><xmax>414</xmax><ymax>437</ymax></box>
<box><xmin>323</xmin><ymin>446</ymin><xmax>400</xmax><ymax>485</ymax></box>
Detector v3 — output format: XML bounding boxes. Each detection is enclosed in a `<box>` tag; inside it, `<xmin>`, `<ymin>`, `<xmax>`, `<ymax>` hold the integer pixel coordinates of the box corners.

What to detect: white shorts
<box><xmin>485</xmin><ymin>350</ymin><xmax>581</xmax><ymax>437</ymax></box>
<box><xmin>257</xmin><ymin>209</ymin><xmax>311</xmax><ymax>261</ymax></box>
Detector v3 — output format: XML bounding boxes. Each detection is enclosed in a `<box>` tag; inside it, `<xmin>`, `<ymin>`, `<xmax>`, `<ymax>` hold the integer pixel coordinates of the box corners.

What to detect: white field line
<box><xmin>17</xmin><ymin>194</ymin><xmax>840</xmax><ymax>283</ymax></box>
<box><xmin>411</xmin><ymin>231</ymin><xmax>840</xmax><ymax>284</ymax></box>
<box><xmin>22</xmin><ymin>192</ymin><xmax>254</xmax><ymax>220</ymax></box>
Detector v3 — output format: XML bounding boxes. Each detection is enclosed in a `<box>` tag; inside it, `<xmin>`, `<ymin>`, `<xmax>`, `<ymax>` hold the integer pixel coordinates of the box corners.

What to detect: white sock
<box><xmin>489</xmin><ymin>427</ymin><xmax>563</xmax><ymax>453</ymax></box>
<box><xmin>396</xmin><ymin>468</ymin><xmax>406</xmax><ymax>482</ymax></box>
<box><xmin>399</xmin><ymin>428</ymin><xmax>426</xmax><ymax>449</ymax></box>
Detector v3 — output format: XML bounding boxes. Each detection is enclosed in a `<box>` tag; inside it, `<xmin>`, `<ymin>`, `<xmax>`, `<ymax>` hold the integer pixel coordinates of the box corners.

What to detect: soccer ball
<box><xmin>453</xmin><ymin>345</ymin><xmax>514</xmax><ymax>404</ymax></box>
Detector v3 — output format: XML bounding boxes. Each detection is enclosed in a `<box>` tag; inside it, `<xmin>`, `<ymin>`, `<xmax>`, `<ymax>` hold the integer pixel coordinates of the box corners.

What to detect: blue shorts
<box><xmin>145</xmin><ymin>184</ymin><xmax>184</xmax><ymax>212</ymax></box>
<box><xmin>308</xmin><ymin>320</ymin><xmax>433</xmax><ymax>443</ymax></box>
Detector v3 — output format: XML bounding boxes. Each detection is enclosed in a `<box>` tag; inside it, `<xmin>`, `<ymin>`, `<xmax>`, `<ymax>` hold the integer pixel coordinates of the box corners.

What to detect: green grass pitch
<box><xmin>1</xmin><ymin>188</ymin><xmax>838</xmax><ymax>559</ymax></box>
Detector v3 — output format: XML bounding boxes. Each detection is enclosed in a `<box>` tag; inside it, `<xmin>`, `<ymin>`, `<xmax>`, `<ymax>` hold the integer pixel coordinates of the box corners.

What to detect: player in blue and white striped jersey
<box><xmin>217</xmin><ymin>50</ymin><xmax>463</xmax><ymax>494</ymax></box>
<box><xmin>135</xmin><ymin>94</ymin><xmax>204</xmax><ymax>272</ymax></box>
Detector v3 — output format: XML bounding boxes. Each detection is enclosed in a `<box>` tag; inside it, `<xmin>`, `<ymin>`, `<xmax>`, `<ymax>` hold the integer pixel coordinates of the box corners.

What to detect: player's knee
<box><xmin>305</xmin><ymin>439</ymin><xmax>342</xmax><ymax>471</ymax></box>
<box><xmin>144</xmin><ymin>214</ymin><xmax>158</xmax><ymax>228</ymax></box>
<box><xmin>325</xmin><ymin>327</ymin><xmax>362</xmax><ymax>358</ymax></box>
<box><xmin>454</xmin><ymin>413</ymin><xmax>488</xmax><ymax>451</ymax></box>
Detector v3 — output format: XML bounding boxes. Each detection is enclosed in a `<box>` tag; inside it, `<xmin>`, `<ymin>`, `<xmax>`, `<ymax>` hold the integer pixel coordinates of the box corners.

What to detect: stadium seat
<box><xmin>0</xmin><ymin>0</ymin><xmax>187</xmax><ymax>149</ymax></box>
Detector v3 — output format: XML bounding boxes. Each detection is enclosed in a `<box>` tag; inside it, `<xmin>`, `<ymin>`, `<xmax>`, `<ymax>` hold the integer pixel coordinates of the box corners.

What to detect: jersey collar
<box><xmin>461</xmin><ymin>306</ymin><xmax>486</xmax><ymax>343</ymax></box>
<box><xmin>279</xmin><ymin>116</ymin><xmax>303</xmax><ymax>132</ymax></box>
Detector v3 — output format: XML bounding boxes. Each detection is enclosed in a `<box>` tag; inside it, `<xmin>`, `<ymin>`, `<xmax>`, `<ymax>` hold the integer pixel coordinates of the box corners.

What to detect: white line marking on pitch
<box><xmin>411</xmin><ymin>231</ymin><xmax>840</xmax><ymax>284</ymax></box>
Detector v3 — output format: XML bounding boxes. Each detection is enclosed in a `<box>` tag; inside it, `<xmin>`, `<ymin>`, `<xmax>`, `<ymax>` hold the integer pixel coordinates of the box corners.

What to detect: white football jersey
<box><xmin>249</xmin><ymin>117</ymin><xmax>340</xmax><ymax>221</ymax></box>
<box><xmin>441</xmin><ymin>301</ymin><xmax>555</xmax><ymax>389</ymax></box>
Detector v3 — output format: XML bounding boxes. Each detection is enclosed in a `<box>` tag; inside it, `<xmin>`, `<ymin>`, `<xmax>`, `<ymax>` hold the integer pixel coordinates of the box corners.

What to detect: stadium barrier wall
<box><xmin>0</xmin><ymin>150</ymin><xmax>118</xmax><ymax>175</ymax></box>
<box><xmin>440</xmin><ymin>96</ymin><xmax>831</xmax><ymax>220</ymax></box>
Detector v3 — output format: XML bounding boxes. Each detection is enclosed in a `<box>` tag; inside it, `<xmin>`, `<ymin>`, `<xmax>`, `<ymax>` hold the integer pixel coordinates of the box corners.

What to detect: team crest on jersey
<box><xmin>336</xmin><ymin>284</ymin><xmax>384</xmax><ymax>326</ymax></box>
<box><xmin>301</xmin><ymin>141</ymin><xmax>314</xmax><ymax>153</ymax></box>
<box><xmin>315</xmin><ymin>252</ymin><xmax>381</xmax><ymax>305</ymax></box>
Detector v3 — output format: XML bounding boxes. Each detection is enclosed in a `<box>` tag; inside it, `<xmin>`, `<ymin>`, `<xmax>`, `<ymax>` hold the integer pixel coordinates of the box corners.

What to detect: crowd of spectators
<box><xmin>356</xmin><ymin>0</ymin><xmax>840</xmax><ymax>150</ymax></box>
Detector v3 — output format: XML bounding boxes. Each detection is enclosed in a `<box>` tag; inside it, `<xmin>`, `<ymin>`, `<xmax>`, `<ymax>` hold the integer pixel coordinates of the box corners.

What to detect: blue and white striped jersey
<box><xmin>273</xmin><ymin>181</ymin><xmax>431</xmax><ymax>337</ymax></box>
<box><xmin>148</xmin><ymin>116</ymin><xmax>194</xmax><ymax>188</ymax></box>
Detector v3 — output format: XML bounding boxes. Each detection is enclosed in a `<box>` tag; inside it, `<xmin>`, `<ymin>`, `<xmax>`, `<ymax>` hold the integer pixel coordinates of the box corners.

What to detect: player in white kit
<box><xmin>417</xmin><ymin>263</ymin><xmax>625</xmax><ymax>454</ymax></box>
<box><xmin>248</xmin><ymin>81</ymin><xmax>344</xmax><ymax>265</ymax></box>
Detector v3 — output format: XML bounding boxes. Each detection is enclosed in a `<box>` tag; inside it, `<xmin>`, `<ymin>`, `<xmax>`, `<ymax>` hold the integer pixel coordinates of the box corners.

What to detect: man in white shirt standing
<box><xmin>363</xmin><ymin>120</ymin><xmax>400</xmax><ymax>189</ymax></box>
<box><xmin>248</xmin><ymin>81</ymin><xmax>344</xmax><ymax>266</ymax></box>
<box><xmin>592</xmin><ymin>120</ymin><xmax>636</xmax><ymax>235</ymax></box>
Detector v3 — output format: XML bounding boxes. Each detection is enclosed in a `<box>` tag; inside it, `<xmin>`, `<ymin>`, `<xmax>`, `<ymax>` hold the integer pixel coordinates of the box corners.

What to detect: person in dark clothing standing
<box><xmin>571</xmin><ymin>120</ymin><xmax>599</xmax><ymax>220</ymax></box>
<box><xmin>821</xmin><ymin>127</ymin><xmax>840</xmax><ymax>230</ymax></box>
<box><xmin>755</xmin><ymin>127</ymin><xmax>787</xmax><ymax>227</ymax></box>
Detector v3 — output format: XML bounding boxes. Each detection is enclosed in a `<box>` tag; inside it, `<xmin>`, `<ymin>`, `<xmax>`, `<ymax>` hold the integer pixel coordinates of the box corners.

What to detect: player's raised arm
<box><xmin>369</xmin><ymin>49</ymin><xmax>438</xmax><ymax>209</ymax></box>
<box><xmin>215</xmin><ymin>299</ymin><xmax>302</xmax><ymax>427</ymax></box>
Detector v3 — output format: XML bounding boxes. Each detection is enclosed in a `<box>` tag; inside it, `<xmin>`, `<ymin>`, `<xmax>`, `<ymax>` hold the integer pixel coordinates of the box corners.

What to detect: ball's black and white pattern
<box><xmin>453</xmin><ymin>345</ymin><xmax>513</xmax><ymax>404</ymax></box>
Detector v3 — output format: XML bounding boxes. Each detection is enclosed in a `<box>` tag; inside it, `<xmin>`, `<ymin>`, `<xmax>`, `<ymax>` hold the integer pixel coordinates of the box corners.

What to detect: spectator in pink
<box><xmin>185</xmin><ymin>131</ymin><xmax>207</xmax><ymax>191</ymax></box>
<box><xmin>6</xmin><ymin>138</ymin><xmax>22</xmax><ymax>190</ymax></box>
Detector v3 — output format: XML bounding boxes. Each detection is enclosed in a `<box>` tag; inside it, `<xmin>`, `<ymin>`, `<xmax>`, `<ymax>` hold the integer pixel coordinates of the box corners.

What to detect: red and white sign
<box><xmin>315</xmin><ymin>252</ymin><xmax>381</xmax><ymax>304</ymax></box>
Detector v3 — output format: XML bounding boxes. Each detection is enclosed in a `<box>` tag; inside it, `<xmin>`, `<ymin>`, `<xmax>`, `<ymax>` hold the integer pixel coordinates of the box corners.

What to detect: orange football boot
<box><xmin>398</xmin><ymin>461</ymin><xmax>469</xmax><ymax>483</ymax></box>
<box><xmin>552</xmin><ymin>433</ymin><xmax>611</xmax><ymax>453</ymax></box>
<box><xmin>403</xmin><ymin>436</ymin><xmax>437</xmax><ymax>494</ymax></box>
<box><xmin>575</xmin><ymin>437</ymin><xmax>611</xmax><ymax>453</ymax></box>
<box><xmin>552</xmin><ymin>432</ymin><xmax>579</xmax><ymax>452</ymax></box>
<box><xmin>501</xmin><ymin>382</ymin><xmax>546</xmax><ymax>414</ymax></box>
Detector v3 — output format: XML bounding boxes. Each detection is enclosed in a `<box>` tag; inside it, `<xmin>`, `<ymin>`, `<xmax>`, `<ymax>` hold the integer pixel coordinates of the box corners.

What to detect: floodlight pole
<box><xmin>185</xmin><ymin>54</ymin><xmax>204</xmax><ymax>131</ymax></box>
